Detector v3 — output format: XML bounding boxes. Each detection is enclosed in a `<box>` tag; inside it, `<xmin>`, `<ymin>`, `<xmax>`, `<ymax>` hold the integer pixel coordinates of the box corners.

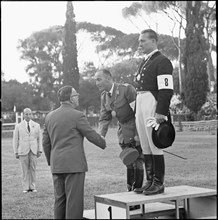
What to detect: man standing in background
<box><xmin>13</xmin><ymin>108</ymin><xmax>42</xmax><ymax>193</ymax></box>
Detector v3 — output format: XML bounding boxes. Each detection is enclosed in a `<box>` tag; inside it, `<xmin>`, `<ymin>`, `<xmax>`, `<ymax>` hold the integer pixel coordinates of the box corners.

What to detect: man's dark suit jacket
<box><xmin>42</xmin><ymin>102</ymin><xmax>106</xmax><ymax>173</ymax></box>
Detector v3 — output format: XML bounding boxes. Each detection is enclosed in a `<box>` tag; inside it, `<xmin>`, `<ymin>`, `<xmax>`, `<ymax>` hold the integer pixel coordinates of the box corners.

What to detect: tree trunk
<box><xmin>207</xmin><ymin>44</ymin><xmax>215</xmax><ymax>92</ymax></box>
<box><xmin>193</xmin><ymin>112</ymin><xmax>197</xmax><ymax>121</ymax></box>
<box><xmin>178</xmin><ymin>17</ymin><xmax>183</xmax><ymax>94</ymax></box>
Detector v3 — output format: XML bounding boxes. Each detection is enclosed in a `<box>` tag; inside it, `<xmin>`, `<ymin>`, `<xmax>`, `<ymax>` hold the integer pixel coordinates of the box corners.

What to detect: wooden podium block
<box><xmin>188</xmin><ymin>196</ymin><xmax>217</xmax><ymax>219</ymax></box>
<box><xmin>84</xmin><ymin>202</ymin><xmax>180</xmax><ymax>219</ymax></box>
<box><xmin>94</xmin><ymin>185</ymin><xmax>217</xmax><ymax>219</ymax></box>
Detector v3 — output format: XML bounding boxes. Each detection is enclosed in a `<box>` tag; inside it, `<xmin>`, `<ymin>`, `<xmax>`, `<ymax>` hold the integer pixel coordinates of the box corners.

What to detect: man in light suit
<box><xmin>13</xmin><ymin>108</ymin><xmax>42</xmax><ymax>193</ymax></box>
<box><xmin>42</xmin><ymin>85</ymin><xmax>107</xmax><ymax>219</ymax></box>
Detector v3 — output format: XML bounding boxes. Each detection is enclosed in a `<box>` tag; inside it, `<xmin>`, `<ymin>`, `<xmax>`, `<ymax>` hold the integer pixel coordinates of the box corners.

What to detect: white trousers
<box><xmin>19</xmin><ymin>150</ymin><xmax>37</xmax><ymax>190</ymax></box>
<box><xmin>135</xmin><ymin>92</ymin><xmax>163</xmax><ymax>155</ymax></box>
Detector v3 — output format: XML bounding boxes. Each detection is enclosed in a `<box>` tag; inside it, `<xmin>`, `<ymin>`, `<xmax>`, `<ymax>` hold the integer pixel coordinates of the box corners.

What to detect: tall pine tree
<box><xmin>183</xmin><ymin>1</ymin><xmax>208</xmax><ymax>119</ymax></box>
<box><xmin>62</xmin><ymin>1</ymin><xmax>79</xmax><ymax>91</ymax></box>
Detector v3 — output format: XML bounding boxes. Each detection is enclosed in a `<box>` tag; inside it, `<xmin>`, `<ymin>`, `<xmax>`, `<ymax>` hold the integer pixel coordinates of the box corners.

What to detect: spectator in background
<box><xmin>42</xmin><ymin>85</ymin><xmax>107</xmax><ymax>219</ymax></box>
<box><xmin>13</xmin><ymin>108</ymin><xmax>42</xmax><ymax>193</ymax></box>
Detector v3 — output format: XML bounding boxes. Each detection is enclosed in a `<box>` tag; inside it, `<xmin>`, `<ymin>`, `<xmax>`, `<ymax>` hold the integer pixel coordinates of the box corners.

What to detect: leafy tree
<box><xmin>17</xmin><ymin>20</ymin><xmax>190</xmax><ymax>112</ymax></box>
<box><xmin>62</xmin><ymin>2</ymin><xmax>79</xmax><ymax>92</ymax></box>
<box><xmin>17</xmin><ymin>25</ymin><xmax>64</xmax><ymax>108</ymax></box>
<box><xmin>109</xmin><ymin>58</ymin><xmax>140</xmax><ymax>86</ymax></box>
<box><xmin>201</xmin><ymin>1</ymin><xmax>216</xmax><ymax>91</ymax></box>
<box><xmin>2</xmin><ymin>80</ymin><xmax>34</xmax><ymax>111</ymax></box>
<box><xmin>79</xmin><ymin>78</ymin><xmax>101</xmax><ymax>114</ymax></box>
<box><xmin>77</xmin><ymin>22</ymin><xmax>128</xmax><ymax>66</ymax></box>
<box><xmin>77</xmin><ymin>22</ymin><xmax>183</xmax><ymax>64</ymax></box>
<box><xmin>1</xmin><ymin>80</ymin><xmax>52</xmax><ymax>111</ymax></box>
<box><xmin>183</xmin><ymin>1</ymin><xmax>208</xmax><ymax>119</ymax></box>
<box><xmin>80</xmin><ymin>61</ymin><xmax>97</xmax><ymax>79</ymax></box>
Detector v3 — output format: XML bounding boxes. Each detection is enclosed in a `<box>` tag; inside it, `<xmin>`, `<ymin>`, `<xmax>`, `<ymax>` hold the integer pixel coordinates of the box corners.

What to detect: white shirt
<box><xmin>24</xmin><ymin>119</ymin><xmax>32</xmax><ymax>130</ymax></box>
<box><xmin>108</xmin><ymin>83</ymin><xmax>114</xmax><ymax>96</ymax></box>
<box><xmin>144</xmin><ymin>49</ymin><xmax>159</xmax><ymax>60</ymax></box>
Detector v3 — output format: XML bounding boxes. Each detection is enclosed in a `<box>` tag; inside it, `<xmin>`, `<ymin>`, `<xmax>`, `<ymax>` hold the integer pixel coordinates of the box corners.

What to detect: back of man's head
<box><xmin>57</xmin><ymin>85</ymin><xmax>73</xmax><ymax>102</ymax></box>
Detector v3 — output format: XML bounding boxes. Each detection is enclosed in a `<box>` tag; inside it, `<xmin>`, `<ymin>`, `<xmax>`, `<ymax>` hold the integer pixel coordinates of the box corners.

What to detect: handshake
<box><xmin>100</xmin><ymin>135</ymin><xmax>107</xmax><ymax>149</ymax></box>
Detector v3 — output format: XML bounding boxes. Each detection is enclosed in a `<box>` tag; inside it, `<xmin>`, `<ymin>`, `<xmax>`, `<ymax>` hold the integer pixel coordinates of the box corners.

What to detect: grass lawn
<box><xmin>2</xmin><ymin>128</ymin><xmax>217</xmax><ymax>219</ymax></box>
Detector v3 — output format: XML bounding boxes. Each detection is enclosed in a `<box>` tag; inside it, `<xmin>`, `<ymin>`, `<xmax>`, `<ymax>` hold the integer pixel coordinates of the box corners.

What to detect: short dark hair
<box><xmin>141</xmin><ymin>29</ymin><xmax>158</xmax><ymax>42</ymax></box>
<box><xmin>57</xmin><ymin>85</ymin><xmax>73</xmax><ymax>101</ymax></box>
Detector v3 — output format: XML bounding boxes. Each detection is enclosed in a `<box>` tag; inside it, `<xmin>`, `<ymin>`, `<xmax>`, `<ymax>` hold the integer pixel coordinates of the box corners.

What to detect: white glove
<box><xmin>146</xmin><ymin>117</ymin><xmax>160</xmax><ymax>131</ymax></box>
<box><xmin>129</xmin><ymin>101</ymin><xmax>136</xmax><ymax>111</ymax></box>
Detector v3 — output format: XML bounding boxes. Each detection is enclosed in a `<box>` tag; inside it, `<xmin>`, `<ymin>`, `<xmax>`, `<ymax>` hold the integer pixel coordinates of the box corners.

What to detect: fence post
<box><xmin>178</xmin><ymin>115</ymin><xmax>183</xmax><ymax>132</ymax></box>
<box><xmin>15</xmin><ymin>112</ymin><xmax>23</xmax><ymax>124</ymax></box>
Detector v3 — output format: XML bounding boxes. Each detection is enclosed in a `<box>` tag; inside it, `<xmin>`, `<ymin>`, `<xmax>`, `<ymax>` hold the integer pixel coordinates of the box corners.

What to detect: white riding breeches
<box><xmin>135</xmin><ymin>92</ymin><xmax>163</xmax><ymax>155</ymax></box>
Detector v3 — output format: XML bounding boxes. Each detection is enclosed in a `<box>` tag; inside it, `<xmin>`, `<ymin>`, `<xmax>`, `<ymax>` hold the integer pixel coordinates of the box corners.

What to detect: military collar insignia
<box><xmin>106</xmin><ymin>83</ymin><xmax>120</xmax><ymax>111</ymax></box>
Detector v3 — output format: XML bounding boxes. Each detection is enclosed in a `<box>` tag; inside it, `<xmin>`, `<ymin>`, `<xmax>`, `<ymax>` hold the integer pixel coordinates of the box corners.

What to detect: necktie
<box><xmin>27</xmin><ymin>122</ymin><xmax>30</xmax><ymax>132</ymax></box>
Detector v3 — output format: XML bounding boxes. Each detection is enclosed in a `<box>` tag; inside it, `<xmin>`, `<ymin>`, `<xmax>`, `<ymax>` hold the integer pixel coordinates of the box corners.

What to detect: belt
<box><xmin>137</xmin><ymin>91</ymin><xmax>149</xmax><ymax>94</ymax></box>
<box><xmin>119</xmin><ymin>115</ymin><xmax>135</xmax><ymax>124</ymax></box>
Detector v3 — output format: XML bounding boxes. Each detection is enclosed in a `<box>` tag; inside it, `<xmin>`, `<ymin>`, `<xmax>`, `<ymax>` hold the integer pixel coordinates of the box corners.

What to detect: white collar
<box><xmin>24</xmin><ymin>119</ymin><xmax>32</xmax><ymax>125</ymax></box>
<box><xmin>144</xmin><ymin>49</ymin><xmax>159</xmax><ymax>60</ymax></box>
<box><xmin>108</xmin><ymin>83</ymin><xmax>114</xmax><ymax>95</ymax></box>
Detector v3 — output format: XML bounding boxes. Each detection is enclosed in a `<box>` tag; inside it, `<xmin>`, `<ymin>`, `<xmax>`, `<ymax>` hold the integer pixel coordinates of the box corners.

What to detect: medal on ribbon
<box><xmin>111</xmin><ymin>110</ymin><xmax>116</xmax><ymax>117</ymax></box>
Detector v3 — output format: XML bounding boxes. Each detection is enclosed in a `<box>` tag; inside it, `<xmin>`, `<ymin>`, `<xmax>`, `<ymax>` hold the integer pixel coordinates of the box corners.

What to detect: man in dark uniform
<box><xmin>133</xmin><ymin>29</ymin><xmax>174</xmax><ymax>195</ymax></box>
<box><xmin>94</xmin><ymin>69</ymin><xmax>144</xmax><ymax>197</ymax></box>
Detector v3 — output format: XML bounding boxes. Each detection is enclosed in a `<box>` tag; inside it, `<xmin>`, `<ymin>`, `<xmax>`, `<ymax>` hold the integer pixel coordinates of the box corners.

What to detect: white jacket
<box><xmin>13</xmin><ymin>120</ymin><xmax>42</xmax><ymax>155</ymax></box>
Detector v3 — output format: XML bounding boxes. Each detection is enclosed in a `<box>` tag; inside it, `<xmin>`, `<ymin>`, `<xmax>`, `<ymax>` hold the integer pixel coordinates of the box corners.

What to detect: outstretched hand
<box><xmin>100</xmin><ymin>135</ymin><xmax>107</xmax><ymax>149</ymax></box>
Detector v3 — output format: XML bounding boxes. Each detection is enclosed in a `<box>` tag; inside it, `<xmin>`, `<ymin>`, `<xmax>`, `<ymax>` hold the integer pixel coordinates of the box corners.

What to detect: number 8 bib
<box><xmin>157</xmin><ymin>74</ymin><xmax>173</xmax><ymax>90</ymax></box>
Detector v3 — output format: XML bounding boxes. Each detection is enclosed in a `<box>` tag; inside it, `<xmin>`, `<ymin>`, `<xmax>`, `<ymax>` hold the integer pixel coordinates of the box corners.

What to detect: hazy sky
<box><xmin>2</xmin><ymin>1</ymin><xmax>138</xmax><ymax>82</ymax></box>
<box><xmin>2</xmin><ymin>1</ymin><xmax>216</xmax><ymax>83</ymax></box>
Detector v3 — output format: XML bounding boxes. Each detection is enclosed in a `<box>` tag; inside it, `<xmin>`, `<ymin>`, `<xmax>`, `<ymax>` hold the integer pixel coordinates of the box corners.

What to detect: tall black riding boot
<box><xmin>129</xmin><ymin>160</ymin><xmax>144</xmax><ymax>211</ymax></box>
<box><xmin>134</xmin><ymin>154</ymin><xmax>154</xmax><ymax>194</ymax></box>
<box><xmin>143</xmin><ymin>155</ymin><xmax>165</xmax><ymax>195</ymax></box>
<box><xmin>127</xmin><ymin>165</ymin><xmax>135</xmax><ymax>191</ymax></box>
<box><xmin>132</xmin><ymin>162</ymin><xmax>144</xmax><ymax>190</ymax></box>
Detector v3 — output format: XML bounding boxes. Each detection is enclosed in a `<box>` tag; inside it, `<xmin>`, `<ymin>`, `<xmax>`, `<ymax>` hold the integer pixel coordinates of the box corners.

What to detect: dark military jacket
<box><xmin>98</xmin><ymin>83</ymin><xmax>136</xmax><ymax>137</ymax></box>
<box><xmin>134</xmin><ymin>51</ymin><xmax>174</xmax><ymax>116</ymax></box>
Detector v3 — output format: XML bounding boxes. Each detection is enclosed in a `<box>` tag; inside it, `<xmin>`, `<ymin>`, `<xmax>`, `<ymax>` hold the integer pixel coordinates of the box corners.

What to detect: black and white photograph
<box><xmin>2</xmin><ymin>1</ymin><xmax>217</xmax><ymax>219</ymax></box>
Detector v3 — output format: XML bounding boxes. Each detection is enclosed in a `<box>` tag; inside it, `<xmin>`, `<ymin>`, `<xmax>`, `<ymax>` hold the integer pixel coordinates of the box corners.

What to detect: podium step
<box><xmin>93</xmin><ymin>185</ymin><xmax>216</xmax><ymax>219</ymax></box>
<box><xmin>83</xmin><ymin>202</ymin><xmax>184</xmax><ymax>219</ymax></box>
<box><xmin>83</xmin><ymin>209</ymin><xmax>95</xmax><ymax>219</ymax></box>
